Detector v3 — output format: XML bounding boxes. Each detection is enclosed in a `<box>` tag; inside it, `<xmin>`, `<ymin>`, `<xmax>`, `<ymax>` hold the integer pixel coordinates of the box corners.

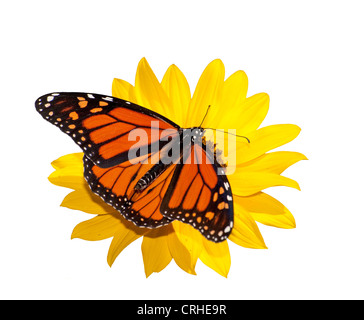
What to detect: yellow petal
<box><xmin>167</xmin><ymin>226</ymin><xmax>197</xmax><ymax>275</ymax></box>
<box><xmin>61</xmin><ymin>186</ymin><xmax>115</xmax><ymax>215</ymax></box>
<box><xmin>199</xmin><ymin>238</ymin><xmax>231</xmax><ymax>278</ymax></box>
<box><xmin>235</xmin><ymin>192</ymin><xmax>296</xmax><ymax>228</ymax></box>
<box><xmin>237</xmin><ymin>151</ymin><xmax>308</xmax><ymax>174</ymax></box>
<box><xmin>107</xmin><ymin>220</ymin><xmax>148</xmax><ymax>267</ymax></box>
<box><xmin>229</xmin><ymin>196</ymin><xmax>267</xmax><ymax>249</ymax></box>
<box><xmin>134</xmin><ymin>57</ymin><xmax>172</xmax><ymax>119</ymax></box>
<box><xmin>48</xmin><ymin>167</ymin><xmax>85</xmax><ymax>190</ymax></box>
<box><xmin>48</xmin><ymin>153</ymin><xmax>85</xmax><ymax>189</ymax></box>
<box><xmin>209</xmin><ymin>70</ymin><xmax>248</xmax><ymax>129</ymax></box>
<box><xmin>235</xmin><ymin>192</ymin><xmax>287</xmax><ymax>215</ymax></box>
<box><xmin>228</xmin><ymin>171</ymin><xmax>301</xmax><ymax>196</ymax></box>
<box><xmin>235</xmin><ymin>124</ymin><xmax>301</xmax><ymax>164</ymax></box>
<box><xmin>171</xmin><ymin>221</ymin><xmax>202</xmax><ymax>274</ymax></box>
<box><xmin>250</xmin><ymin>210</ymin><xmax>296</xmax><ymax>229</ymax></box>
<box><xmin>211</xmin><ymin>70</ymin><xmax>248</xmax><ymax>126</ymax></box>
<box><xmin>188</xmin><ymin>59</ymin><xmax>225</xmax><ymax>128</ymax></box>
<box><xmin>225</xmin><ymin>70</ymin><xmax>249</xmax><ymax>102</ymax></box>
<box><xmin>71</xmin><ymin>213</ymin><xmax>123</xmax><ymax>241</ymax></box>
<box><xmin>112</xmin><ymin>78</ymin><xmax>138</xmax><ymax>104</ymax></box>
<box><xmin>236</xmin><ymin>93</ymin><xmax>270</xmax><ymax>135</ymax></box>
<box><xmin>51</xmin><ymin>153</ymin><xmax>83</xmax><ymax>170</ymax></box>
<box><xmin>161</xmin><ymin>64</ymin><xmax>191</xmax><ymax>126</ymax></box>
<box><xmin>142</xmin><ymin>225</ymin><xmax>173</xmax><ymax>277</ymax></box>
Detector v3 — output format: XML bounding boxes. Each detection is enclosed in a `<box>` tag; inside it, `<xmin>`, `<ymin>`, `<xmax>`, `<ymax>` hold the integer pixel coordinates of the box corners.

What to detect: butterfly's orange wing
<box><xmin>83</xmin><ymin>154</ymin><xmax>178</xmax><ymax>227</ymax></box>
<box><xmin>36</xmin><ymin>93</ymin><xmax>234</xmax><ymax>240</ymax></box>
<box><xmin>161</xmin><ymin>144</ymin><xmax>234</xmax><ymax>242</ymax></box>
<box><xmin>36</xmin><ymin>92</ymin><xmax>179</xmax><ymax>168</ymax></box>
<box><xmin>36</xmin><ymin>92</ymin><xmax>180</xmax><ymax>227</ymax></box>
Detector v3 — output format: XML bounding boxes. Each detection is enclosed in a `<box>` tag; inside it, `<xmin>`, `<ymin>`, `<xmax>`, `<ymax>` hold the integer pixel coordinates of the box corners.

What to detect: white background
<box><xmin>1</xmin><ymin>0</ymin><xmax>363</xmax><ymax>300</ymax></box>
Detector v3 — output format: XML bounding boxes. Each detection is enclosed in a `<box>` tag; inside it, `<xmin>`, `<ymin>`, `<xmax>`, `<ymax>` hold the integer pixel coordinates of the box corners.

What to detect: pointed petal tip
<box><xmin>283</xmin><ymin>177</ymin><xmax>301</xmax><ymax>191</ymax></box>
<box><xmin>211</xmin><ymin>58</ymin><xmax>223</xmax><ymax>64</ymax></box>
<box><xmin>70</xmin><ymin>232</ymin><xmax>80</xmax><ymax>240</ymax></box>
<box><xmin>295</xmin><ymin>182</ymin><xmax>302</xmax><ymax>191</ymax></box>
<box><xmin>107</xmin><ymin>257</ymin><xmax>113</xmax><ymax>268</ymax></box>
<box><xmin>261</xmin><ymin>92</ymin><xmax>270</xmax><ymax>100</ymax></box>
<box><xmin>293</xmin><ymin>152</ymin><xmax>308</xmax><ymax>162</ymax></box>
<box><xmin>138</xmin><ymin>57</ymin><xmax>149</xmax><ymax>67</ymax></box>
<box><xmin>136</xmin><ymin>57</ymin><xmax>149</xmax><ymax>71</ymax></box>
<box><xmin>203</xmin><ymin>58</ymin><xmax>225</xmax><ymax>72</ymax></box>
<box><xmin>294</xmin><ymin>124</ymin><xmax>302</xmax><ymax>133</ymax></box>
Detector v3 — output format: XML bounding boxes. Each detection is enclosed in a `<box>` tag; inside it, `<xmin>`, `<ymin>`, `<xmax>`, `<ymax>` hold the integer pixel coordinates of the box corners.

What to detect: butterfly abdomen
<box><xmin>135</xmin><ymin>161</ymin><xmax>170</xmax><ymax>192</ymax></box>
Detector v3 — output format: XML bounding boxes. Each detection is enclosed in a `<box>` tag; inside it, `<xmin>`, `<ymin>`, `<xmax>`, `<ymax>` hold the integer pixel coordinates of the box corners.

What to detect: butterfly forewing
<box><xmin>36</xmin><ymin>92</ymin><xmax>181</xmax><ymax>228</ymax></box>
<box><xmin>35</xmin><ymin>92</ymin><xmax>179</xmax><ymax>168</ymax></box>
<box><xmin>160</xmin><ymin>144</ymin><xmax>234</xmax><ymax>242</ymax></box>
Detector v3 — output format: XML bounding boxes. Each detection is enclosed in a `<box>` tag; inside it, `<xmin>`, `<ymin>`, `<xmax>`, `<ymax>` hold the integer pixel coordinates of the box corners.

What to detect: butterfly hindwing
<box><xmin>160</xmin><ymin>144</ymin><xmax>234</xmax><ymax>242</ymax></box>
<box><xmin>83</xmin><ymin>153</ymin><xmax>177</xmax><ymax>228</ymax></box>
<box><xmin>36</xmin><ymin>92</ymin><xmax>179</xmax><ymax>168</ymax></box>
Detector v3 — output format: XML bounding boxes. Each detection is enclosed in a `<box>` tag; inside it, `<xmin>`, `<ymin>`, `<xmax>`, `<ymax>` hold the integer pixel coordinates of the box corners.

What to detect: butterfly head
<box><xmin>190</xmin><ymin>127</ymin><xmax>205</xmax><ymax>143</ymax></box>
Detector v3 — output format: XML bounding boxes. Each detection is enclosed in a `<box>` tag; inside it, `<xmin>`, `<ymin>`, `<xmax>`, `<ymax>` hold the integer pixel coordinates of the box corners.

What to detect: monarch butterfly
<box><xmin>36</xmin><ymin>92</ymin><xmax>240</xmax><ymax>242</ymax></box>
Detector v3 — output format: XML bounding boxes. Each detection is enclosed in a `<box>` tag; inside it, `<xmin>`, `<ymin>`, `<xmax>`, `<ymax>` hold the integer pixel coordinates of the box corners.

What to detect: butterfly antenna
<box><xmin>199</xmin><ymin>105</ymin><xmax>211</xmax><ymax>127</ymax></box>
<box><xmin>204</xmin><ymin>128</ymin><xmax>250</xmax><ymax>143</ymax></box>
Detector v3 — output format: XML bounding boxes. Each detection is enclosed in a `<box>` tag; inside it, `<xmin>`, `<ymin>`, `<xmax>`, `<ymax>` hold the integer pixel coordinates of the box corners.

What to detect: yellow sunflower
<box><xmin>48</xmin><ymin>58</ymin><xmax>306</xmax><ymax>277</ymax></box>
